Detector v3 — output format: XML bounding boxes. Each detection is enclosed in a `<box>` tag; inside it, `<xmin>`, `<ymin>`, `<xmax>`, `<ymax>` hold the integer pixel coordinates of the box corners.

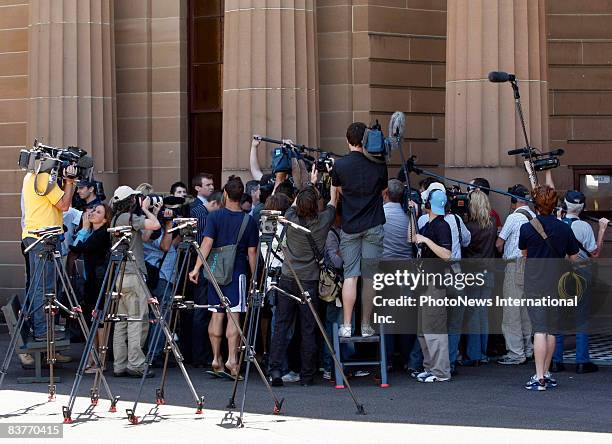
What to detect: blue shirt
<box><xmin>144</xmin><ymin>230</ymin><xmax>178</xmax><ymax>283</ymax></box>
<box><xmin>203</xmin><ymin>208</ymin><xmax>259</xmax><ymax>276</ymax></box>
<box><xmin>519</xmin><ymin>214</ymin><xmax>580</xmax><ymax>295</ymax></box>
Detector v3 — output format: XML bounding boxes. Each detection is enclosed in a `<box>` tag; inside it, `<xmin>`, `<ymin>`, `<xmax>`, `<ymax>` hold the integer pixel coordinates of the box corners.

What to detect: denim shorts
<box><xmin>340</xmin><ymin>225</ymin><xmax>384</xmax><ymax>279</ymax></box>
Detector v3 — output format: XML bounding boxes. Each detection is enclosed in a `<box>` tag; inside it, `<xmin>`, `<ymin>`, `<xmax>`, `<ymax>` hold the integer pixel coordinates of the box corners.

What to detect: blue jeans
<box><xmin>23</xmin><ymin>237</ymin><xmax>57</xmax><ymax>337</ymax></box>
<box><xmin>553</xmin><ymin>265</ymin><xmax>592</xmax><ymax>364</ymax></box>
<box><xmin>464</xmin><ymin>286</ymin><xmax>492</xmax><ymax>362</ymax></box>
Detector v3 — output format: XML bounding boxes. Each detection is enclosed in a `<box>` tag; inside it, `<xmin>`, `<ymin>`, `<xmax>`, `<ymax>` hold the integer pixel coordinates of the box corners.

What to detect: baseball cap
<box><xmin>564</xmin><ymin>190</ymin><xmax>586</xmax><ymax>205</ymax></box>
<box><xmin>429</xmin><ymin>189</ymin><xmax>447</xmax><ymax>216</ymax></box>
<box><xmin>112</xmin><ymin>185</ymin><xmax>140</xmax><ymax>203</ymax></box>
<box><xmin>421</xmin><ymin>182</ymin><xmax>446</xmax><ymax>204</ymax></box>
<box><xmin>76</xmin><ymin>179</ymin><xmax>94</xmax><ymax>188</ymax></box>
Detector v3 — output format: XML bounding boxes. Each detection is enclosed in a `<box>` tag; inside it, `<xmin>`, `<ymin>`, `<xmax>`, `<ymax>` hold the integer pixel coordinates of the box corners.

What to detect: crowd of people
<box><xmin>17</xmin><ymin>121</ymin><xmax>610</xmax><ymax>392</ymax></box>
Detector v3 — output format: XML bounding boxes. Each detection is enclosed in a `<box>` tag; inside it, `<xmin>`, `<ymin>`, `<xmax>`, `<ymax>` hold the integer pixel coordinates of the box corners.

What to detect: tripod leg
<box><xmin>52</xmin><ymin>257</ymin><xmax>116</xmax><ymax>410</ymax></box>
<box><xmin>226</xmin><ymin>301</ymin><xmax>253</xmax><ymax>409</ymax></box>
<box><xmin>0</xmin><ymin>258</ymin><xmax>44</xmax><ymax>390</ymax></box>
<box><xmin>281</xmin><ymin>247</ymin><xmax>366</xmax><ymax>415</ymax></box>
<box><xmin>62</xmin><ymin>260</ymin><xmax>124</xmax><ymax>423</ymax></box>
<box><xmin>128</xmin><ymin>247</ymin><xmax>187</xmax><ymax>418</ymax></box>
<box><xmin>192</xmin><ymin>244</ymin><xmax>283</xmax><ymax>419</ymax></box>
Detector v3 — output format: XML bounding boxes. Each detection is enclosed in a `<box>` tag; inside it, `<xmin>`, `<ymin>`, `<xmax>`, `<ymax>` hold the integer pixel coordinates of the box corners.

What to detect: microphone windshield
<box><xmin>488</xmin><ymin>71</ymin><xmax>511</xmax><ymax>83</ymax></box>
<box><xmin>77</xmin><ymin>155</ymin><xmax>94</xmax><ymax>169</ymax></box>
<box><xmin>389</xmin><ymin>111</ymin><xmax>406</xmax><ymax>139</ymax></box>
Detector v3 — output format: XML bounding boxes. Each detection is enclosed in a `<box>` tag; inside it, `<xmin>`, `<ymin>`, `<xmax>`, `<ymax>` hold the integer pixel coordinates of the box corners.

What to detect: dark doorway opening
<box><xmin>187</xmin><ymin>0</ymin><xmax>224</xmax><ymax>189</ymax></box>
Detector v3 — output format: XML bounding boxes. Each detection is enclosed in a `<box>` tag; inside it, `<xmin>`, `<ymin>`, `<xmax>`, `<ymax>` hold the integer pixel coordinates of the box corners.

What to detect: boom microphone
<box><xmin>488</xmin><ymin>71</ymin><xmax>516</xmax><ymax>83</ymax></box>
<box><xmin>389</xmin><ymin>111</ymin><xmax>406</xmax><ymax>139</ymax></box>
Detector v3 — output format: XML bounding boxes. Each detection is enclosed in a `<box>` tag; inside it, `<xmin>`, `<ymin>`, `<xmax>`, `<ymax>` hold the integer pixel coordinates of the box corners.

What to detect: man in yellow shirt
<box><xmin>21</xmin><ymin>165</ymin><xmax>76</xmax><ymax>341</ymax></box>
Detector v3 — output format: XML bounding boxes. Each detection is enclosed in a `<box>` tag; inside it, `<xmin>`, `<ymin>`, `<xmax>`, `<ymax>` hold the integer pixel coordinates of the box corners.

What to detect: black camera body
<box><xmin>19</xmin><ymin>141</ymin><xmax>93</xmax><ymax>180</ymax></box>
<box><xmin>316</xmin><ymin>152</ymin><xmax>334</xmax><ymax>173</ymax></box>
<box><xmin>507</xmin><ymin>147</ymin><xmax>564</xmax><ymax>172</ymax></box>
<box><xmin>447</xmin><ymin>185</ymin><xmax>470</xmax><ymax>217</ymax></box>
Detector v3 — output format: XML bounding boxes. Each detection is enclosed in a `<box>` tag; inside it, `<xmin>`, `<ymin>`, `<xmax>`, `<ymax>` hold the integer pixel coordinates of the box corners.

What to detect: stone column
<box><xmin>222</xmin><ymin>0</ymin><xmax>319</xmax><ymax>180</ymax></box>
<box><xmin>28</xmin><ymin>0</ymin><xmax>118</xmax><ymax>189</ymax></box>
<box><xmin>445</xmin><ymin>0</ymin><xmax>548</xmax><ymax>177</ymax></box>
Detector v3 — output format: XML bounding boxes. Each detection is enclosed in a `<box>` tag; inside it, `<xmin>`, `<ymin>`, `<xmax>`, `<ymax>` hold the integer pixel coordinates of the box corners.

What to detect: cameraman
<box><xmin>495</xmin><ymin>184</ymin><xmax>535</xmax><ymax>365</ymax></box>
<box><xmin>269</xmin><ymin>167</ymin><xmax>338</xmax><ymax>387</ymax></box>
<box><xmin>109</xmin><ymin>186</ymin><xmax>161</xmax><ymax>378</ymax></box>
<box><xmin>22</xmin><ymin>164</ymin><xmax>77</xmax><ymax>341</ymax></box>
<box><xmin>330</xmin><ymin>122</ymin><xmax>388</xmax><ymax>338</ymax></box>
<box><xmin>551</xmin><ymin>191</ymin><xmax>609</xmax><ymax>374</ymax></box>
<box><xmin>75</xmin><ymin>179</ymin><xmax>102</xmax><ymax>210</ymax></box>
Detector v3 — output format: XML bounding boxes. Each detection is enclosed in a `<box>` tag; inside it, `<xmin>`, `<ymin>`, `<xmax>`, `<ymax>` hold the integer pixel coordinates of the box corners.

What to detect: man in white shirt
<box><xmin>495</xmin><ymin>184</ymin><xmax>535</xmax><ymax>365</ymax></box>
<box><xmin>552</xmin><ymin>190</ymin><xmax>609</xmax><ymax>374</ymax></box>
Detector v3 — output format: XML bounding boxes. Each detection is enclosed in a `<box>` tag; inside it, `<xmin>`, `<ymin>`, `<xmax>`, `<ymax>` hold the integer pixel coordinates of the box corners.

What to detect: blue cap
<box><xmin>565</xmin><ymin>190</ymin><xmax>585</xmax><ymax>205</ymax></box>
<box><xmin>429</xmin><ymin>189</ymin><xmax>447</xmax><ymax>216</ymax></box>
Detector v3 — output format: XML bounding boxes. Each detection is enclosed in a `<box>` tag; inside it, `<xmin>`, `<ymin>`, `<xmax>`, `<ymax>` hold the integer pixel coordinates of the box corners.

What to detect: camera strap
<box><xmin>306</xmin><ymin>232</ymin><xmax>325</xmax><ymax>267</ymax></box>
<box><xmin>529</xmin><ymin>218</ymin><xmax>563</xmax><ymax>257</ymax></box>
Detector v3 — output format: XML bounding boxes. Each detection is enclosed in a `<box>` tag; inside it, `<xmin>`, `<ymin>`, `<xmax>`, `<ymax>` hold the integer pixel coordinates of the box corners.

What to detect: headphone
<box><xmin>424</xmin><ymin>188</ymin><xmax>446</xmax><ymax>211</ymax></box>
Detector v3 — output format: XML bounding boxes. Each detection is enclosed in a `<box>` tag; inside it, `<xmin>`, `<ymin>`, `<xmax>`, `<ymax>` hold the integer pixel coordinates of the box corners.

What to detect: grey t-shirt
<box><xmin>281</xmin><ymin>205</ymin><xmax>336</xmax><ymax>281</ymax></box>
<box><xmin>113</xmin><ymin>212</ymin><xmax>147</xmax><ymax>276</ymax></box>
<box><xmin>383</xmin><ymin>202</ymin><xmax>412</xmax><ymax>259</ymax></box>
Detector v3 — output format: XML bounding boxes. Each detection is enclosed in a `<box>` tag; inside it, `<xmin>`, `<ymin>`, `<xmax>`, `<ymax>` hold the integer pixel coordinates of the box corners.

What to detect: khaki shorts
<box><xmin>340</xmin><ymin>225</ymin><xmax>384</xmax><ymax>279</ymax></box>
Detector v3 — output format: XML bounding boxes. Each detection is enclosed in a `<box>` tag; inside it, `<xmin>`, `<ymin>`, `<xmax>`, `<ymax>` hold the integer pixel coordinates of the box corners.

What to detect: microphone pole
<box><xmin>490</xmin><ymin>72</ymin><xmax>539</xmax><ymax>188</ymax></box>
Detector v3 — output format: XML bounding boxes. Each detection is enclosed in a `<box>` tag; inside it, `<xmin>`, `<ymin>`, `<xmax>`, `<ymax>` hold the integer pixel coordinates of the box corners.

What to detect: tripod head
<box><xmin>169</xmin><ymin>217</ymin><xmax>197</xmax><ymax>241</ymax></box>
<box><xmin>24</xmin><ymin>226</ymin><xmax>63</xmax><ymax>254</ymax></box>
<box><xmin>107</xmin><ymin>225</ymin><xmax>133</xmax><ymax>251</ymax></box>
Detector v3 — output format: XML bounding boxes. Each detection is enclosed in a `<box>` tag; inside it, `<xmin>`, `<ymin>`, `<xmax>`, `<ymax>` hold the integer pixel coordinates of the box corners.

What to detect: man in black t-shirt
<box><xmin>330</xmin><ymin>122</ymin><xmax>388</xmax><ymax>338</ymax></box>
<box><xmin>413</xmin><ymin>188</ymin><xmax>452</xmax><ymax>383</ymax></box>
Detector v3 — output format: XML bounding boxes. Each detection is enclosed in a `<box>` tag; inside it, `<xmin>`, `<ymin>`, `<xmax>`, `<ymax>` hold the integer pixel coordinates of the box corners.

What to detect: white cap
<box><xmin>112</xmin><ymin>185</ymin><xmax>139</xmax><ymax>203</ymax></box>
<box><xmin>421</xmin><ymin>182</ymin><xmax>446</xmax><ymax>203</ymax></box>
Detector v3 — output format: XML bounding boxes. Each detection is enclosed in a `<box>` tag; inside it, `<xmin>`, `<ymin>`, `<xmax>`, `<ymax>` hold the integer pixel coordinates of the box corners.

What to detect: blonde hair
<box><xmin>468</xmin><ymin>189</ymin><xmax>493</xmax><ymax>229</ymax></box>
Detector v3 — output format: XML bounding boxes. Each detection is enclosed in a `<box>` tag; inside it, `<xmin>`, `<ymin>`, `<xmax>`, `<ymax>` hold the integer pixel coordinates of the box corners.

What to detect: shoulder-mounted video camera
<box><xmin>19</xmin><ymin>139</ymin><xmax>94</xmax><ymax>196</ymax></box>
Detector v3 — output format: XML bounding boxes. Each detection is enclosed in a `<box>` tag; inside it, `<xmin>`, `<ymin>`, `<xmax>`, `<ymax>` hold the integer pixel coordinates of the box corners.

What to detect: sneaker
<box><xmin>408</xmin><ymin>368</ymin><xmax>424</xmax><ymax>379</ymax></box>
<box><xmin>338</xmin><ymin>324</ymin><xmax>352</xmax><ymax>338</ymax></box>
<box><xmin>525</xmin><ymin>375</ymin><xmax>546</xmax><ymax>391</ymax></box>
<box><xmin>415</xmin><ymin>370</ymin><xmax>429</xmax><ymax>380</ymax></box>
<box><xmin>282</xmin><ymin>371</ymin><xmax>300</xmax><ymax>383</ymax></box>
<box><xmin>361</xmin><ymin>324</ymin><xmax>375</xmax><ymax>337</ymax></box>
<box><xmin>497</xmin><ymin>355</ymin><xmax>526</xmax><ymax>365</ymax></box>
<box><xmin>126</xmin><ymin>368</ymin><xmax>155</xmax><ymax>379</ymax></box>
<box><xmin>18</xmin><ymin>353</ymin><xmax>34</xmax><ymax>369</ymax></box>
<box><xmin>544</xmin><ymin>372</ymin><xmax>557</xmax><ymax>388</ymax></box>
<box><xmin>353</xmin><ymin>370</ymin><xmax>370</xmax><ymax>377</ymax></box>
<box><xmin>417</xmin><ymin>372</ymin><xmax>449</xmax><ymax>383</ymax></box>
<box><xmin>323</xmin><ymin>370</ymin><xmax>332</xmax><ymax>380</ymax></box>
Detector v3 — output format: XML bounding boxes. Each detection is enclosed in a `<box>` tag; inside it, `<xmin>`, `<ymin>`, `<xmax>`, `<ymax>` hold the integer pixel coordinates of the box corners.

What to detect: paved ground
<box><xmin>1</xmin><ymin>338</ymin><xmax>612</xmax><ymax>441</ymax></box>
<box><xmin>2</xmin><ymin>390</ymin><xmax>612</xmax><ymax>444</ymax></box>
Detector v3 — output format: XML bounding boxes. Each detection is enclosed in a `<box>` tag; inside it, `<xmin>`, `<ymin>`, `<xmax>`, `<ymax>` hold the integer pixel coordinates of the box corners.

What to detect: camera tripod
<box><xmin>225</xmin><ymin>213</ymin><xmax>364</xmax><ymax>428</ymax></box>
<box><xmin>61</xmin><ymin>226</ymin><xmax>204</xmax><ymax>424</ymax></box>
<box><xmin>127</xmin><ymin>219</ymin><xmax>221</xmax><ymax>424</ymax></box>
<box><xmin>0</xmin><ymin>226</ymin><xmax>116</xmax><ymax>406</ymax></box>
<box><xmin>164</xmin><ymin>218</ymin><xmax>284</xmax><ymax>428</ymax></box>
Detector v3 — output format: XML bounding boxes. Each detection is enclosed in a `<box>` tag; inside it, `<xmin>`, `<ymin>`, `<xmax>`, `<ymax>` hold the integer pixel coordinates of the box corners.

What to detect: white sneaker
<box><xmin>323</xmin><ymin>371</ymin><xmax>332</xmax><ymax>380</ymax></box>
<box><xmin>18</xmin><ymin>353</ymin><xmax>34</xmax><ymax>367</ymax></box>
<box><xmin>338</xmin><ymin>324</ymin><xmax>352</xmax><ymax>338</ymax></box>
<box><xmin>282</xmin><ymin>371</ymin><xmax>300</xmax><ymax>383</ymax></box>
<box><xmin>361</xmin><ymin>324</ymin><xmax>375</xmax><ymax>337</ymax></box>
<box><xmin>417</xmin><ymin>371</ymin><xmax>450</xmax><ymax>383</ymax></box>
